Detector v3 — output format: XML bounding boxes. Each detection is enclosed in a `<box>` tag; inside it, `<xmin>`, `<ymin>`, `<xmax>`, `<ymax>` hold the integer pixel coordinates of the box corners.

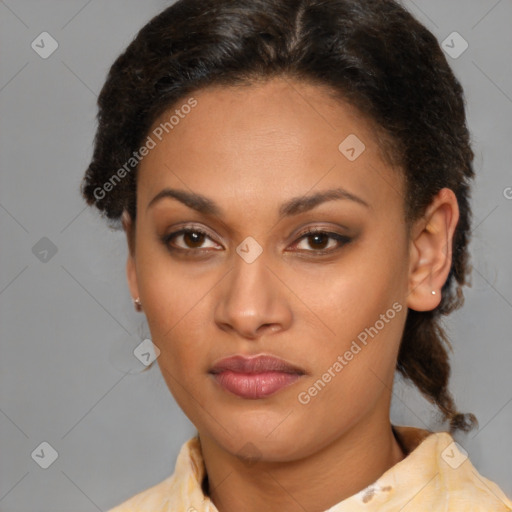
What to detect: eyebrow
<box><xmin>146</xmin><ymin>186</ymin><xmax>370</xmax><ymax>218</ymax></box>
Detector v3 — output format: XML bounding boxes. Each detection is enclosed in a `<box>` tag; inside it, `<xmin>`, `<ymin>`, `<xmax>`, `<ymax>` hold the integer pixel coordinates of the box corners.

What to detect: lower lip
<box><xmin>211</xmin><ymin>370</ymin><xmax>302</xmax><ymax>399</ymax></box>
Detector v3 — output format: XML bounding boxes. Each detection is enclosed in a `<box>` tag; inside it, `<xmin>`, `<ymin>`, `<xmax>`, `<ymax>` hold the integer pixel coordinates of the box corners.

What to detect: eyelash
<box><xmin>161</xmin><ymin>226</ymin><xmax>351</xmax><ymax>256</ymax></box>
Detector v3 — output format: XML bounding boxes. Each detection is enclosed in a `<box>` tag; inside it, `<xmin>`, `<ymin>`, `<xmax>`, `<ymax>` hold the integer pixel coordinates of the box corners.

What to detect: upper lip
<box><xmin>209</xmin><ymin>354</ymin><xmax>305</xmax><ymax>375</ymax></box>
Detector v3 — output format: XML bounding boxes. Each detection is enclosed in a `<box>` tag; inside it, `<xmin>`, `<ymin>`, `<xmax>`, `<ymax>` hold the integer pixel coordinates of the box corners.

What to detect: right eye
<box><xmin>161</xmin><ymin>227</ymin><xmax>223</xmax><ymax>253</ymax></box>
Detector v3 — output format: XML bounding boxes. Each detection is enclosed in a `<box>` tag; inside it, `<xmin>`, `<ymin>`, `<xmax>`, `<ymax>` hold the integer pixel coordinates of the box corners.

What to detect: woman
<box><xmin>81</xmin><ymin>0</ymin><xmax>512</xmax><ymax>510</ymax></box>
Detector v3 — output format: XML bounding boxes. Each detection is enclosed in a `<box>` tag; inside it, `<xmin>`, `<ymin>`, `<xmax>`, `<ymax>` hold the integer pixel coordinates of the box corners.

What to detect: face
<box><xmin>125</xmin><ymin>77</ymin><xmax>413</xmax><ymax>461</ymax></box>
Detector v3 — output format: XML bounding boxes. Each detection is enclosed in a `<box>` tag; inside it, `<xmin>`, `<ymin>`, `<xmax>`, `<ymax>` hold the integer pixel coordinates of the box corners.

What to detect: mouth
<box><xmin>209</xmin><ymin>354</ymin><xmax>305</xmax><ymax>399</ymax></box>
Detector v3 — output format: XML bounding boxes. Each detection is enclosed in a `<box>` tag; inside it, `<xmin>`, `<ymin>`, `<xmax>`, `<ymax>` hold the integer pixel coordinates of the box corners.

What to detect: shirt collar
<box><xmin>174</xmin><ymin>425</ymin><xmax>503</xmax><ymax>511</ymax></box>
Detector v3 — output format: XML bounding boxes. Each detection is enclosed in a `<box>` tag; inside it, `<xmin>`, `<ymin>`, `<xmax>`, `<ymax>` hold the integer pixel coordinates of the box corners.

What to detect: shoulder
<box><xmin>106</xmin><ymin>474</ymin><xmax>176</xmax><ymax>512</ymax></box>
<box><xmin>414</xmin><ymin>429</ymin><xmax>512</xmax><ymax>510</ymax></box>
<box><xmin>106</xmin><ymin>436</ymin><xmax>208</xmax><ymax>512</ymax></box>
<box><xmin>385</xmin><ymin>426</ymin><xmax>512</xmax><ymax>510</ymax></box>
<box><xmin>436</xmin><ymin>440</ymin><xmax>512</xmax><ymax>510</ymax></box>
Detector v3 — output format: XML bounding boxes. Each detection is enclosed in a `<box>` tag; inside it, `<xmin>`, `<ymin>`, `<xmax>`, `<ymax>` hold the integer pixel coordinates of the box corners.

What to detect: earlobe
<box><xmin>121</xmin><ymin>210</ymin><xmax>140</xmax><ymax>307</ymax></box>
<box><xmin>126</xmin><ymin>254</ymin><xmax>140</xmax><ymax>309</ymax></box>
<box><xmin>406</xmin><ymin>188</ymin><xmax>459</xmax><ymax>312</ymax></box>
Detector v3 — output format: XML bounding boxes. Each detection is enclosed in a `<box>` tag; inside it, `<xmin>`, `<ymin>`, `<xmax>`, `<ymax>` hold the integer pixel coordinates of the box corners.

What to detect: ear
<box><xmin>121</xmin><ymin>209</ymin><xmax>140</xmax><ymax>305</ymax></box>
<box><xmin>407</xmin><ymin>188</ymin><xmax>459</xmax><ymax>312</ymax></box>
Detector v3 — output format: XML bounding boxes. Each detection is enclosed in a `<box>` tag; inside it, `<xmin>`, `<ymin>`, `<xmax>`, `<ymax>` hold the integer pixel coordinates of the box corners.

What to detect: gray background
<box><xmin>1</xmin><ymin>1</ymin><xmax>511</xmax><ymax>510</ymax></box>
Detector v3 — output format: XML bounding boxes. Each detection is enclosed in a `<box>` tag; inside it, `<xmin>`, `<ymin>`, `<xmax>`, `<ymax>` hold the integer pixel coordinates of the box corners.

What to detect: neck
<box><xmin>199</xmin><ymin>413</ymin><xmax>405</xmax><ymax>512</ymax></box>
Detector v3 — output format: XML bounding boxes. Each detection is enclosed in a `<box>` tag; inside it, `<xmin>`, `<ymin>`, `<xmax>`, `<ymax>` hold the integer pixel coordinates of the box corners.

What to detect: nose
<box><xmin>214</xmin><ymin>251</ymin><xmax>293</xmax><ymax>340</ymax></box>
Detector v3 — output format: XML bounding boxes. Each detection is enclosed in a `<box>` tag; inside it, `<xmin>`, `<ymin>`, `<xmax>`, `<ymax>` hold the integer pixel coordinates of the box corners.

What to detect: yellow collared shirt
<box><xmin>107</xmin><ymin>425</ymin><xmax>512</xmax><ymax>511</ymax></box>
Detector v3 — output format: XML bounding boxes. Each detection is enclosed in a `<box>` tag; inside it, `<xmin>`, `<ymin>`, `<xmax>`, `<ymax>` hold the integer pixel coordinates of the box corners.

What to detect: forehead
<box><xmin>137</xmin><ymin>77</ymin><xmax>404</xmax><ymax>216</ymax></box>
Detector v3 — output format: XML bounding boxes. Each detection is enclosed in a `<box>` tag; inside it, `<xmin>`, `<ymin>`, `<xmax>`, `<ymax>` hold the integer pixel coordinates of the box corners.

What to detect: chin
<box><xmin>211</xmin><ymin>417</ymin><xmax>311</xmax><ymax>462</ymax></box>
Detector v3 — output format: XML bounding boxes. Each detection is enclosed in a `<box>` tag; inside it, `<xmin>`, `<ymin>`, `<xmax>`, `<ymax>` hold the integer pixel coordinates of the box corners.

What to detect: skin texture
<box><xmin>122</xmin><ymin>77</ymin><xmax>459</xmax><ymax>512</ymax></box>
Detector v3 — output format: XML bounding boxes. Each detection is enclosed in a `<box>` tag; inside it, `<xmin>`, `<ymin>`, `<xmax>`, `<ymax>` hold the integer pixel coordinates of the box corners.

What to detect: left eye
<box><xmin>291</xmin><ymin>230</ymin><xmax>350</xmax><ymax>253</ymax></box>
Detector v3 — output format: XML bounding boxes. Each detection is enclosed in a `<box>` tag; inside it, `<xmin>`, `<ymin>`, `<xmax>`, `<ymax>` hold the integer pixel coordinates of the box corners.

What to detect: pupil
<box><xmin>309</xmin><ymin>233</ymin><xmax>328</xmax><ymax>249</ymax></box>
<box><xmin>185</xmin><ymin>232</ymin><xmax>204</xmax><ymax>248</ymax></box>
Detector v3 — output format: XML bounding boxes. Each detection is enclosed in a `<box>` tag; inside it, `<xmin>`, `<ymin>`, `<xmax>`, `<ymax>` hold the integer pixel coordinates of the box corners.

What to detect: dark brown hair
<box><xmin>81</xmin><ymin>0</ymin><xmax>477</xmax><ymax>432</ymax></box>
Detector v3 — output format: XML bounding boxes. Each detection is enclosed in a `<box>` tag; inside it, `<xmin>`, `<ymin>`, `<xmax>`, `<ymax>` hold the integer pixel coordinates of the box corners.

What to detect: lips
<box><xmin>210</xmin><ymin>354</ymin><xmax>305</xmax><ymax>374</ymax></box>
<box><xmin>209</xmin><ymin>354</ymin><xmax>305</xmax><ymax>399</ymax></box>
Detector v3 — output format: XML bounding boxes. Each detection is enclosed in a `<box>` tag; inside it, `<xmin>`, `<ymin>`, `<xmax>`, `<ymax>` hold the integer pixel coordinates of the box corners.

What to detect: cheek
<box><xmin>134</xmin><ymin>241</ymin><xmax>208</xmax><ymax>369</ymax></box>
<box><xmin>286</xmin><ymin>229</ymin><xmax>409</xmax><ymax>414</ymax></box>
<box><xmin>286</xmin><ymin>232</ymin><xmax>408</xmax><ymax>344</ymax></box>
<box><xmin>135</xmin><ymin>231</ymin><xmax>207</xmax><ymax>326</ymax></box>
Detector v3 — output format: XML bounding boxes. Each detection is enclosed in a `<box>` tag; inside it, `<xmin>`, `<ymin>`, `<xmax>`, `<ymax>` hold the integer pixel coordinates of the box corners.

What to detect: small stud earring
<box><xmin>431</xmin><ymin>290</ymin><xmax>436</xmax><ymax>295</ymax></box>
<box><xmin>133</xmin><ymin>297</ymin><xmax>142</xmax><ymax>311</ymax></box>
